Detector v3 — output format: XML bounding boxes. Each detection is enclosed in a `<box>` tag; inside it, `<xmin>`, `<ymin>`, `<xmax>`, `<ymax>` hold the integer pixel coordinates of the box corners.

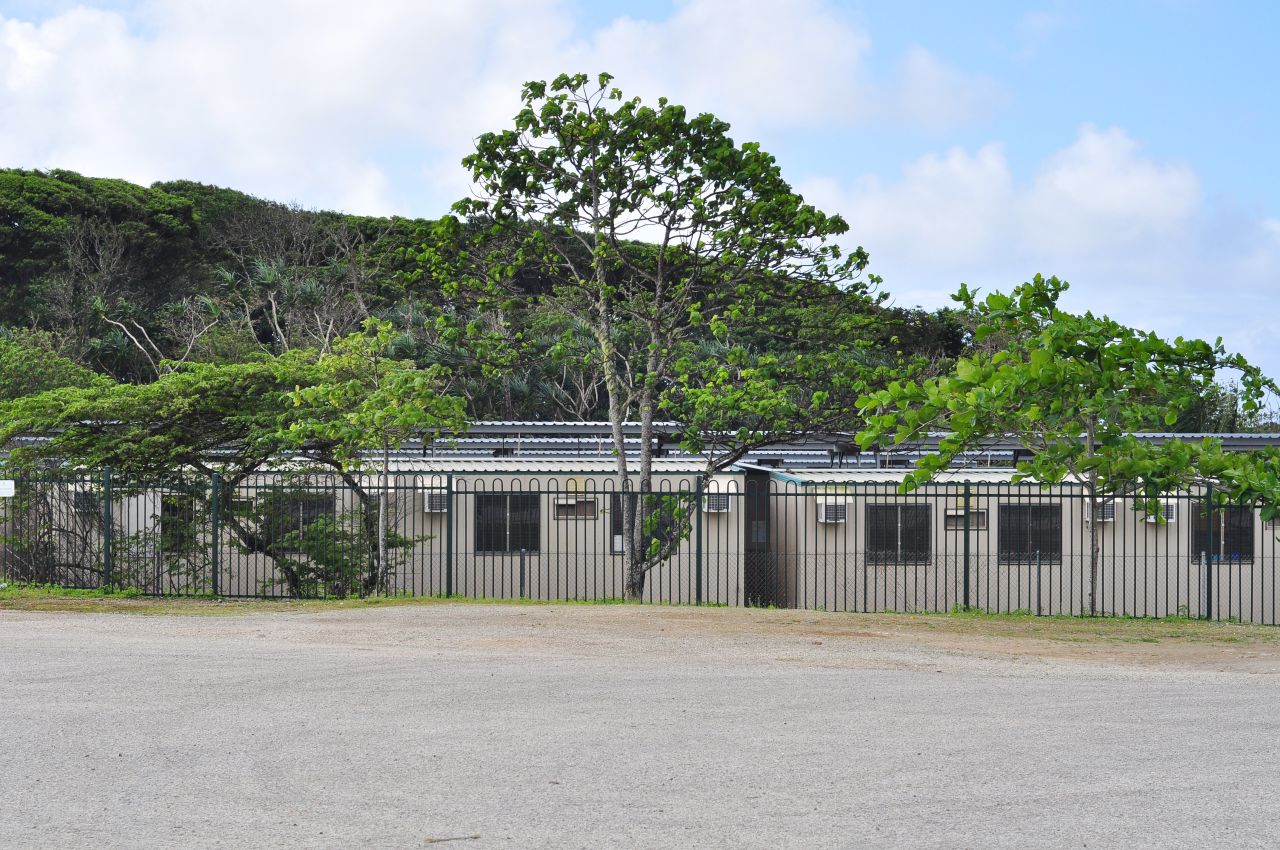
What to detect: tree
<box><xmin>0</xmin><ymin>322</ymin><xmax>468</xmax><ymax>596</ymax></box>
<box><xmin>856</xmin><ymin>274</ymin><xmax>1280</xmax><ymax>613</ymax></box>
<box><xmin>0</xmin><ymin>354</ymin><xmax>358</xmax><ymax>595</ymax></box>
<box><xmin>281</xmin><ymin>319</ymin><xmax>467</xmax><ymax>593</ymax></box>
<box><xmin>0</xmin><ymin>331</ymin><xmax>109</xmax><ymax>401</ymax></box>
<box><xmin>435</xmin><ymin>72</ymin><xmax>877</xmax><ymax>600</ymax></box>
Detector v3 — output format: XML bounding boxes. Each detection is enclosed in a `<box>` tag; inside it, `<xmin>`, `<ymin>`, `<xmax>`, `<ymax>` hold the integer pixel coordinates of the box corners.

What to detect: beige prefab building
<box><xmin>3</xmin><ymin>458</ymin><xmax>1278</xmax><ymax>622</ymax></box>
<box><xmin>357</xmin><ymin>458</ymin><xmax>748</xmax><ymax>605</ymax></box>
<box><xmin>759</xmin><ymin>467</ymin><xmax>1279</xmax><ymax>621</ymax></box>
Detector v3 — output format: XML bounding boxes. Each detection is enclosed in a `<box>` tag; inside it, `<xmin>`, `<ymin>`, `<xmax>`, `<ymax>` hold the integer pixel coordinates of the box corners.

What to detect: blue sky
<box><xmin>1</xmin><ymin>0</ymin><xmax>1277</xmax><ymax>377</ymax></box>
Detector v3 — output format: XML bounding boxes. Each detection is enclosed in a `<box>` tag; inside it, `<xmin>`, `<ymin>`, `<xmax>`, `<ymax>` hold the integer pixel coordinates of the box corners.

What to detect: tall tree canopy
<box><xmin>856</xmin><ymin>274</ymin><xmax>1280</xmax><ymax>612</ymax></box>
<box><xmin>435</xmin><ymin>72</ymin><xmax>889</xmax><ymax>598</ymax></box>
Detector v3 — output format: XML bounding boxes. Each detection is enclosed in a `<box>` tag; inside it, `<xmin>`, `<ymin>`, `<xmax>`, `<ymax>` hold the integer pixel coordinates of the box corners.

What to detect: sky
<box><xmin>1</xmin><ymin>0</ymin><xmax>1277</xmax><ymax>377</ymax></box>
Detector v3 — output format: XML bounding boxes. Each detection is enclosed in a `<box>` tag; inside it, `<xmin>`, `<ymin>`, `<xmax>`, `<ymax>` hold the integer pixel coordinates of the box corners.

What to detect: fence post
<box><xmin>962</xmin><ymin>482</ymin><xmax>971</xmax><ymax>611</ymax></box>
<box><xmin>101</xmin><ymin>467</ymin><xmax>114</xmax><ymax>590</ymax></box>
<box><xmin>1204</xmin><ymin>483</ymin><xmax>1215</xmax><ymax>621</ymax></box>
<box><xmin>694</xmin><ymin>478</ymin><xmax>703</xmax><ymax>606</ymax></box>
<box><xmin>210</xmin><ymin>472</ymin><xmax>221</xmax><ymax>597</ymax></box>
<box><xmin>445</xmin><ymin>473</ymin><xmax>454</xmax><ymax>598</ymax></box>
<box><xmin>519</xmin><ymin>548</ymin><xmax>527</xmax><ymax>599</ymax></box>
<box><xmin>1036</xmin><ymin>549</ymin><xmax>1042</xmax><ymax>616</ymax></box>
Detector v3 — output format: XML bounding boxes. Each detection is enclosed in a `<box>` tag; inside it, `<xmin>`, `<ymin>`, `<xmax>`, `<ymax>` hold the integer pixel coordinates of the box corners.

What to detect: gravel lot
<box><xmin>2</xmin><ymin>603</ymin><xmax>1278</xmax><ymax>849</ymax></box>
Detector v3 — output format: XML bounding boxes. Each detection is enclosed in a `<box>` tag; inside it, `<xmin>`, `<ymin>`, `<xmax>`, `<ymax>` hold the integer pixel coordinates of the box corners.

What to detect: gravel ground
<box><xmin>1</xmin><ymin>604</ymin><xmax>1278</xmax><ymax>849</ymax></box>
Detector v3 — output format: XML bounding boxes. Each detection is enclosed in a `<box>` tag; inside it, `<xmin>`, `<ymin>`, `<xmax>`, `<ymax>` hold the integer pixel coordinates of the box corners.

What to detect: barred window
<box><xmin>1192</xmin><ymin>505</ymin><xmax>1254</xmax><ymax>564</ymax></box>
<box><xmin>998</xmin><ymin>504</ymin><xmax>1062</xmax><ymax>565</ymax></box>
<box><xmin>262</xmin><ymin>491</ymin><xmax>335</xmax><ymax>553</ymax></box>
<box><xmin>476</xmin><ymin>493</ymin><xmax>540</xmax><ymax>553</ymax></box>
<box><xmin>160</xmin><ymin>494</ymin><xmax>196</xmax><ymax>555</ymax></box>
<box><xmin>866</xmin><ymin>504</ymin><xmax>931</xmax><ymax>564</ymax></box>
<box><xmin>610</xmin><ymin>492</ymin><xmax>629</xmax><ymax>553</ymax></box>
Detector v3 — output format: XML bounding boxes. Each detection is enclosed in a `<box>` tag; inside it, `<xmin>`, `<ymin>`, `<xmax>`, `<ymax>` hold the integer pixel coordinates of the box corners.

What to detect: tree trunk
<box><xmin>598</xmin><ymin>333</ymin><xmax>642</xmax><ymax>601</ymax></box>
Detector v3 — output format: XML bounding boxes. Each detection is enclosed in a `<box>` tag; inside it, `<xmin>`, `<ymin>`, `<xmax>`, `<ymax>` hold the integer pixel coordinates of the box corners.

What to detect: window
<box><xmin>609</xmin><ymin>492</ymin><xmax>682</xmax><ymax>553</ymax></box>
<box><xmin>944</xmin><ymin>509</ymin><xmax>987</xmax><ymax>531</ymax></box>
<box><xmin>554</xmin><ymin>499</ymin><xmax>597</xmax><ymax>520</ymax></box>
<box><xmin>160</xmin><ymin>494</ymin><xmax>197</xmax><ymax>555</ymax></box>
<box><xmin>866</xmin><ymin>504</ymin><xmax>931</xmax><ymax>565</ymax></box>
<box><xmin>998</xmin><ymin>504</ymin><xmax>1062</xmax><ymax>565</ymax></box>
<box><xmin>262</xmin><ymin>491</ymin><xmax>336</xmax><ymax>553</ymax></box>
<box><xmin>610</xmin><ymin>492</ymin><xmax>629</xmax><ymax>553</ymax></box>
<box><xmin>750</xmin><ymin>520</ymin><xmax>769</xmax><ymax>545</ymax></box>
<box><xmin>73</xmin><ymin>489</ymin><xmax>101</xmax><ymax>517</ymax></box>
<box><xmin>1192</xmin><ymin>505</ymin><xmax>1254</xmax><ymax>564</ymax></box>
<box><xmin>476</xmin><ymin>493</ymin><xmax>540</xmax><ymax>553</ymax></box>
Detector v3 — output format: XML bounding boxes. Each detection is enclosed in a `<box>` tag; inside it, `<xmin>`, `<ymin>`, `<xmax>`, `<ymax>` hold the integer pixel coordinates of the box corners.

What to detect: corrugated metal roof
<box><xmin>382</xmin><ymin>458</ymin><xmax>730</xmax><ymax>475</ymax></box>
<box><xmin>759</xmin><ymin>467</ymin><xmax>1033</xmax><ymax>485</ymax></box>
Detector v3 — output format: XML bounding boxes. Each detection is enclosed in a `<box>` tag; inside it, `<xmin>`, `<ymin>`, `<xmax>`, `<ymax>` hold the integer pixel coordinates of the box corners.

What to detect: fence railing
<box><xmin>2</xmin><ymin>471</ymin><xmax>1276</xmax><ymax>623</ymax></box>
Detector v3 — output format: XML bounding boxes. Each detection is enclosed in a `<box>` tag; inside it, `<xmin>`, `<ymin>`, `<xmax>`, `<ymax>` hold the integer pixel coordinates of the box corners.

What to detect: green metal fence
<box><xmin>1</xmin><ymin>471</ymin><xmax>1276</xmax><ymax>623</ymax></box>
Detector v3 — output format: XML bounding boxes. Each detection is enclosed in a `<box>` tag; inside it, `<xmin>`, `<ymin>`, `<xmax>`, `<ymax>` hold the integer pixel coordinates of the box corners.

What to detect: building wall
<box><xmin>4</xmin><ymin>474</ymin><xmax>1277</xmax><ymax>622</ymax></box>
<box><xmin>768</xmin><ymin>482</ymin><xmax>1280</xmax><ymax>620</ymax></box>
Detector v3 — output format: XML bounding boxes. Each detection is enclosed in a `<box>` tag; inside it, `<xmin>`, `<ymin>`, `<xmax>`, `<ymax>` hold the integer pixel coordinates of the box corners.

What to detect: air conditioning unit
<box><xmin>817</xmin><ymin>502</ymin><xmax>847</xmax><ymax>524</ymax></box>
<box><xmin>1146</xmin><ymin>500</ymin><xmax>1177</xmax><ymax>523</ymax></box>
<box><xmin>423</xmin><ymin>492</ymin><xmax>449</xmax><ymax>513</ymax></box>
<box><xmin>1094</xmin><ymin>501</ymin><xmax>1116</xmax><ymax>522</ymax></box>
<box><xmin>702</xmin><ymin>493</ymin><xmax>731</xmax><ymax>513</ymax></box>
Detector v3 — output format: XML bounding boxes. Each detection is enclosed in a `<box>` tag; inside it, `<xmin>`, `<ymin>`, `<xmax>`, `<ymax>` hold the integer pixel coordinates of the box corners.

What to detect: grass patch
<box><xmin>879</xmin><ymin>606</ymin><xmax>1278</xmax><ymax>646</ymax></box>
<box><xmin>0</xmin><ymin>582</ymin><xmax>630</xmax><ymax>616</ymax></box>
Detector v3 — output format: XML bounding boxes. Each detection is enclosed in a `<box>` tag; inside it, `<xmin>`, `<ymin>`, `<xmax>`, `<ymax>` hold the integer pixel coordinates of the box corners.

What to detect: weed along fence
<box><xmin>1</xmin><ymin>463</ymin><xmax>1278</xmax><ymax>624</ymax></box>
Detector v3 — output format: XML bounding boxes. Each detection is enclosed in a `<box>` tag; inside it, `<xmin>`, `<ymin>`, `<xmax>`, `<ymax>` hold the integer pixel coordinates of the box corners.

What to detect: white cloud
<box><xmin>580</xmin><ymin>1</ymin><xmax>1002</xmax><ymax>135</ymax></box>
<box><xmin>1024</xmin><ymin>125</ymin><xmax>1199</xmax><ymax>256</ymax></box>
<box><xmin>891</xmin><ymin>46</ymin><xmax>1007</xmax><ymax>131</ymax></box>
<box><xmin>0</xmin><ymin>0</ymin><xmax>571</xmax><ymax>213</ymax></box>
<box><xmin>1014</xmin><ymin>10</ymin><xmax>1063</xmax><ymax>61</ymax></box>
<box><xmin>582</xmin><ymin>0</ymin><xmax>874</xmax><ymax>130</ymax></box>
<box><xmin>802</xmin><ymin>125</ymin><xmax>1280</xmax><ymax>377</ymax></box>
<box><xmin>0</xmin><ymin>0</ymin><xmax>1004</xmax><ymax>217</ymax></box>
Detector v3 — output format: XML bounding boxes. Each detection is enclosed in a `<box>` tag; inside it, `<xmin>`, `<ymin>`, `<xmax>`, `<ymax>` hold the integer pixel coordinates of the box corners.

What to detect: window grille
<box><xmin>1192</xmin><ymin>504</ymin><xmax>1253</xmax><ymax>563</ymax></box>
<box><xmin>998</xmin><ymin>504</ymin><xmax>1062</xmax><ymax>565</ymax></box>
<box><xmin>261</xmin><ymin>491</ymin><xmax>335</xmax><ymax>554</ymax></box>
<box><xmin>866</xmin><ymin>504</ymin><xmax>931</xmax><ymax>564</ymax></box>
<box><xmin>160</xmin><ymin>494</ymin><xmax>197</xmax><ymax>555</ymax></box>
<box><xmin>475</xmin><ymin>493</ymin><xmax>540</xmax><ymax>553</ymax></box>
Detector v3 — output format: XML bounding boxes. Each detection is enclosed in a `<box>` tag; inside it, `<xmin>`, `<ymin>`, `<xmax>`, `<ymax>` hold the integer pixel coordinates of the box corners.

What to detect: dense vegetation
<box><xmin>0</xmin><ymin>165</ymin><xmax>965</xmax><ymax>420</ymax></box>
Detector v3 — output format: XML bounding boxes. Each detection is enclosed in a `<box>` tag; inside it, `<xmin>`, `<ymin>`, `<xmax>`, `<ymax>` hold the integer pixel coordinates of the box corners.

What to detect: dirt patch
<box><xmin>2</xmin><ymin>589</ymin><xmax>1277</xmax><ymax>673</ymax></box>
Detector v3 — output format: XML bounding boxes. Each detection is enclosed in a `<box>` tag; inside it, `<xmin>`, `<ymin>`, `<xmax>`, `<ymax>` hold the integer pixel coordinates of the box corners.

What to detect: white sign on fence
<box><xmin>0</xmin><ymin>480</ymin><xmax>13</xmax><ymax>498</ymax></box>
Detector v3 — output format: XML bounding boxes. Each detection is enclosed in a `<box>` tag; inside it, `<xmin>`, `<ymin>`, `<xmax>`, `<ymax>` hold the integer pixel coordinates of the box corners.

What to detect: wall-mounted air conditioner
<box><xmin>702</xmin><ymin>493</ymin><xmax>731</xmax><ymax>513</ymax></box>
<box><xmin>1095</xmin><ymin>501</ymin><xmax>1116</xmax><ymax>523</ymax></box>
<box><xmin>1146</xmin><ymin>500</ymin><xmax>1177</xmax><ymax>523</ymax></box>
<box><xmin>423</xmin><ymin>492</ymin><xmax>449</xmax><ymax>513</ymax></box>
<box><xmin>816</xmin><ymin>502</ymin><xmax>847</xmax><ymax>524</ymax></box>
